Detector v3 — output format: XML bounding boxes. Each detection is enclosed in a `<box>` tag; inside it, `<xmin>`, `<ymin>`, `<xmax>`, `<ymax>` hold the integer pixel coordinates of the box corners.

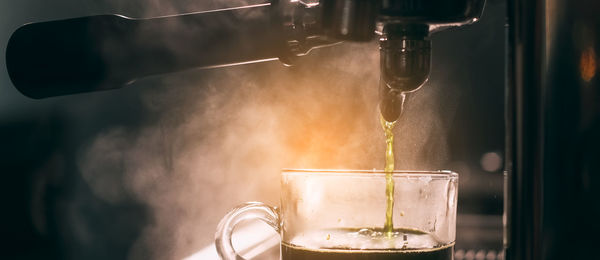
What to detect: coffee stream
<box><xmin>380</xmin><ymin>115</ymin><xmax>397</xmax><ymax>237</ymax></box>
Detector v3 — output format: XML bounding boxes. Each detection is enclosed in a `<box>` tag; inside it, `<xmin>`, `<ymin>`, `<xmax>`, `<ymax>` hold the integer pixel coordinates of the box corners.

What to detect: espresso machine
<box><xmin>4</xmin><ymin>0</ymin><xmax>600</xmax><ymax>259</ymax></box>
<box><xmin>7</xmin><ymin>0</ymin><xmax>486</xmax><ymax>123</ymax></box>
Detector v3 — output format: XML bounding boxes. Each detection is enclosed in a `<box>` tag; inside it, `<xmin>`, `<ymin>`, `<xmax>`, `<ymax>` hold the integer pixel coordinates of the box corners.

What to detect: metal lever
<box><xmin>6</xmin><ymin>4</ymin><xmax>284</xmax><ymax>98</ymax></box>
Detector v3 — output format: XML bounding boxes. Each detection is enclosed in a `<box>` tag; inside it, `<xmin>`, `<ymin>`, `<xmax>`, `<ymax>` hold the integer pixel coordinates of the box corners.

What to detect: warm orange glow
<box><xmin>580</xmin><ymin>47</ymin><xmax>597</xmax><ymax>82</ymax></box>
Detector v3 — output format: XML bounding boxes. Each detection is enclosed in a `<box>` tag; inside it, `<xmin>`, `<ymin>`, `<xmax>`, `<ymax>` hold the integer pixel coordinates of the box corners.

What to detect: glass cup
<box><xmin>215</xmin><ymin>169</ymin><xmax>458</xmax><ymax>260</ymax></box>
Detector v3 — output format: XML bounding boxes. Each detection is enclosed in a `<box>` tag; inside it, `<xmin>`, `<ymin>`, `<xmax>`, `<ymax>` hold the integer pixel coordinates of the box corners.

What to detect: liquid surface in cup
<box><xmin>282</xmin><ymin>227</ymin><xmax>454</xmax><ymax>260</ymax></box>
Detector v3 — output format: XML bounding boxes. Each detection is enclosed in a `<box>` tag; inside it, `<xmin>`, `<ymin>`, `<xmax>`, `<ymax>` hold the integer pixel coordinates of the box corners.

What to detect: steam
<box><xmin>74</xmin><ymin>1</ymin><xmax>458</xmax><ymax>259</ymax></box>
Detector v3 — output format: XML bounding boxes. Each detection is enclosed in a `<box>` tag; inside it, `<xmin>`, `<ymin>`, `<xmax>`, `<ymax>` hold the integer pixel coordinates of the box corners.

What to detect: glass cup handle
<box><xmin>215</xmin><ymin>202</ymin><xmax>280</xmax><ymax>260</ymax></box>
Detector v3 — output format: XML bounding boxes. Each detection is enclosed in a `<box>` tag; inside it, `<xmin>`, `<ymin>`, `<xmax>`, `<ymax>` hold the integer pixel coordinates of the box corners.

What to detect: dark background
<box><xmin>0</xmin><ymin>0</ymin><xmax>505</xmax><ymax>259</ymax></box>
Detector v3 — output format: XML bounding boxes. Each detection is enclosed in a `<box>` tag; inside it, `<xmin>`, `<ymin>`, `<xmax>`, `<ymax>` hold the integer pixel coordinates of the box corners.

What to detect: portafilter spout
<box><xmin>378</xmin><ymin>24</ymin><xmax>431</xmax><ymax>122</ymax></box>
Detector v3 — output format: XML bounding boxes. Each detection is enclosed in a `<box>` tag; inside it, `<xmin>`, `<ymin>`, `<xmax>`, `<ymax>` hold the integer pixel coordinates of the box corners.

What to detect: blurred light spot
<box><xmin>580</xmin><ymin>47</ymin><xmax>596</xmax><ymax>82</ymax></box>
<box><xmin>465</xmin><ymin>250</ymin><xmax>475</xmax><ymax>260</ymax></box>
<box><xmin>455</xmin><ymin>249</ymin><xmax>465</xmax><ymax>260</ymax></box>
<box><xmin>497</xmin><ymin>250</ymin><xmax>505</xmax><ymax>260</ymax></box>
<box><xmin>300</xmin><ymin>0</ymin><xmax>320</xmax><ymax>7</ymax></box>
<box><xmin>476</xmin><ymin>250</ymin><xmax>486</xmax><ymax>260</ymax></box>
<box><xmin>480</xmin><ymin>152</ymin><xmax>503</xmax><ymax>172</ymax></box>
<box><xmin>486</xmin><ymin>250</ymin><xmax>498</xmax><ymax>260</ymax></box>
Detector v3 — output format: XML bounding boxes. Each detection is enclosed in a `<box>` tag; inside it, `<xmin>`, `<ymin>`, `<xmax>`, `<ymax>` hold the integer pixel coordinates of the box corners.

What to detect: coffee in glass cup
<box><xmin>216</xmin><ymin>169</ymin><xmax>458</xmax><ymax>260</ymax></box>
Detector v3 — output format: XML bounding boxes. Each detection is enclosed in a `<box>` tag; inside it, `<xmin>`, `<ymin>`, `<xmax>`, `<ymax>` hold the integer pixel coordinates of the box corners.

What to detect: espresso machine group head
<box><xmin>6</xmin><ymin>0</ymin><xmax>484</xmax><ymax>120</ymax></box>
<box><xmin>316</xmin><ymin>0</ymin><xmax>485</xmax><ymax>122</ymax></box>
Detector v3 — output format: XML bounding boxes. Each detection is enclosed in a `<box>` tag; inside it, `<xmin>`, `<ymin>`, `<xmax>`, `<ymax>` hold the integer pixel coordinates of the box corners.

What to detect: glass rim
<box><xmin>281</xmin><ymin>169</ymin><xmax>458</xmax><ymax>178</ymax></box>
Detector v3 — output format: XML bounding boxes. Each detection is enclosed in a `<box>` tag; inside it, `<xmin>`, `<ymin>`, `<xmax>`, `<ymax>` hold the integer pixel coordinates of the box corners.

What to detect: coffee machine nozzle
<box><xmin>286</xmin><ymin>0</ymin><xmax>485</xmax><ymax>122</ymax></box>
<box><xmin>314</xmin><ymin>0</ymin><xmax>485</xmax><ymax>121</ymax></box>
<box><xmin>378</xmin><ymin>24</ymin><xmax>431</xmax><ymax>122</ymax></box>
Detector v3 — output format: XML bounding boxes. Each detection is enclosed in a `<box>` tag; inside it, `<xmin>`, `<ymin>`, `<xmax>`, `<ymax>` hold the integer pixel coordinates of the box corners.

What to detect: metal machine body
<box><xmin>506</xmin><ymin>0</ymin><xmax>600</xmax><ymax>259</ymax></box>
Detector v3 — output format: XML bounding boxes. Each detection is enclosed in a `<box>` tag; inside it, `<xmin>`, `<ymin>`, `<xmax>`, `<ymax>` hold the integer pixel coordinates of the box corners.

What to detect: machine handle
<box><xmin>6</xmin><ymin>4</ymin><xmax>282</xmax><ymax>99</ymax></box>
<box><xmin>215</xmin><ymin>202</ymin><xmax>280</xmax><ymax>260</ymax></box>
